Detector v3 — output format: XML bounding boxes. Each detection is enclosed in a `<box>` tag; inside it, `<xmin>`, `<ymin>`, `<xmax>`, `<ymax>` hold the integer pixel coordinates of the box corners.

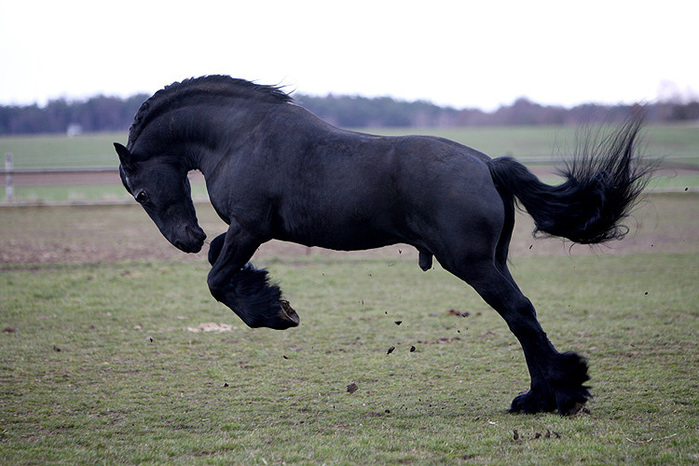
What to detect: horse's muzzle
<box><xmin>173</xmin><ymin>226</ymin><xmax>207</xmax><ymax>253</ymax></box>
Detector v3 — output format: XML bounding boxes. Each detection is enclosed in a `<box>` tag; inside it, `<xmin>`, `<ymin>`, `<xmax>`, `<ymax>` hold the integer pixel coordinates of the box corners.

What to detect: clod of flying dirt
<box><xmin>394</xmin><ymin>321</ymin><xmax>402</xmax><ymax>325</ymax></box>
<box><xmin>410</xmin><ymin>345</ymin><xmax>416</xmax><ymax>352</ymax></box>
<box><xmin>223</xmin><ymin>383</ymin><xmax>229</xmax><ymax>388</ymax></box>
<box><xmin>513</xmin><ymin>430</ymin><xmax>519</xmax><ymax>441</ymax></box>
<box><xmin>282</xmin><ymin>355</ymin><xmax>289</xmax><ymax>360</ymax></box>
<box><xmin>53</xmin><ymin>345</ymin><xmax>61</xmax><ymax>352</ymax></box>
<box><xmin>387</xmin><ymin>346</ymin><xmax>396</xmax><ymax>354</ymax></box>
<box><xmin>535</xmin><ymin>432</ymin><xmax>542</xmax><ymax>439</ymax></box>
<box><xmin>447</xmin><ymin>309</ymin><xmax>470</xmax><ymax>317</ymax></box>
<box><xmin>347</xmin><ymin>383</ymin><xmax>358</xmax><ymax>394</ymax></box>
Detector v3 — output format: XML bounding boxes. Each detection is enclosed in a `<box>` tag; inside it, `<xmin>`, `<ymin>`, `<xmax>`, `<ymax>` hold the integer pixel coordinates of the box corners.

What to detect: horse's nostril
<box><xmin>186</xmin><ymin>226</ymin><xmax>206</xmax><ymax>242</ymax></box>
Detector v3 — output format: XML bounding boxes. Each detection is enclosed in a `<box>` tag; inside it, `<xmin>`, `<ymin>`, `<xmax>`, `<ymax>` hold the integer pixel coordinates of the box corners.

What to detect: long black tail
<box><xmin>488</xmin><ymin>116</ymin><xmax>653</xmax><ymax>244</ymax></box>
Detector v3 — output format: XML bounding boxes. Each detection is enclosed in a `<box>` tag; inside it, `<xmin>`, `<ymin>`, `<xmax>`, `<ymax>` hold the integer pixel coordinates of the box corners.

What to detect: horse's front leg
<box><xmin>207</xmin><ymin>223</ymin><xmax>299</xmax><ymax>330</ymax></box>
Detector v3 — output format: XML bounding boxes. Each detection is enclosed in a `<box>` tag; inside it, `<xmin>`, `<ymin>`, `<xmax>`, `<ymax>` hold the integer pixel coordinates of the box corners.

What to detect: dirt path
<box><xmin>1</xmin><ymin>193</ymin><xmax>697</xmax><ymax>265</ymax></box>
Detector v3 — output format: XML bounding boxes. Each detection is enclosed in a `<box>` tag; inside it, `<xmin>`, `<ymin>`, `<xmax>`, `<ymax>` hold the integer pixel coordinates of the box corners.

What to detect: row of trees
<box><xmin>297</xmin><ymin>94</ymin><xmax>699</xmax><ymax>127</ymax></box>
<box><xmin>1</xmin><ymin>92</ymin><xmax>697</xmax><ymax>135</ymax></box>
<box><xmin>0</xmin><ymin>95</ymin><xmax>146</xmax><ymax>135</ymax></box>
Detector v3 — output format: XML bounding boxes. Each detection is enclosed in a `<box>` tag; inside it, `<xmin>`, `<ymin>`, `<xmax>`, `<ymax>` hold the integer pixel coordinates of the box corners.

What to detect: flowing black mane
<box><xmin>127</xmin><ymin>76</ymin><xmax>293</xmax><ymax>148</ymax></box>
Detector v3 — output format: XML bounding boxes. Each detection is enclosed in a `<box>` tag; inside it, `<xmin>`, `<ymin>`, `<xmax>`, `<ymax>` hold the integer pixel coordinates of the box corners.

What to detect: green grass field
<box><xmin>1</xmin><ymin>123</ymin><xmax>698</xmax><ymax>463</ymax></box>
<box><xmin>0</xmin><ymin>132</ymin><xmax>125</xmax><ymax>168</ymax></box>
<box><xmin>1</xmin><ymin>254</ymin><xmax>697</xmax><ymax>464</ymax></box>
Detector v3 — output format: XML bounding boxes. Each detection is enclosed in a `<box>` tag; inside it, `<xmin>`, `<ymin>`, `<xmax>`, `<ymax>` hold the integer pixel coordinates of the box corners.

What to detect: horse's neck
<box><xmin>184</xmin><ymin>106</ymin><xmax>267</xmax><ymax>179</ymax></box>
<box><xmin>174</xmin><ymin>101</ymin><xmax>287</xmax><ymax>180</ymax></box>
<box><xmin>174</xmin><ymin>120</ymin><xmax>230</xmax><ymax>179</ymax></box>
<box><xmin>185</xmin><ymin>143</ymin><xmax>224</xmax><ymax>182</ymax></box>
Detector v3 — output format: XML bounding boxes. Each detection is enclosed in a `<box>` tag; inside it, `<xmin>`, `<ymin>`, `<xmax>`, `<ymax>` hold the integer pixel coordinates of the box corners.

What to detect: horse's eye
<box><xmin>135</xmin><ymin>190</ymin><xmax>148</xmax><ymax>203</ymax></box>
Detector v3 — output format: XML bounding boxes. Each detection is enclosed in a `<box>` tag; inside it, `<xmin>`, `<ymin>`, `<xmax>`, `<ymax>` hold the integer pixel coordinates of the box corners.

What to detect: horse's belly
<box><xmin>277</xmin><ymin>217</ymin><xmax>400</xmax><ymax>252</ymax></box>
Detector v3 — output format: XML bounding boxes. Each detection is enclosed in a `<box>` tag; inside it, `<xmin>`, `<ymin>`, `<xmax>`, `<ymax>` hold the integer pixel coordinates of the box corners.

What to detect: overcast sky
<box><xmin>0</xmin><ymin>0</ymin><xmax>695</xmax><ymax>110</ymax></box>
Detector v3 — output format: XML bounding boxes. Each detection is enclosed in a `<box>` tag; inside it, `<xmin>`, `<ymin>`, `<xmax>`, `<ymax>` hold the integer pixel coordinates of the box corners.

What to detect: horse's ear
<box><xmin>114</xmin><ymin>143</ymin><xmax>132</xmax><ymax>168</ymax></box>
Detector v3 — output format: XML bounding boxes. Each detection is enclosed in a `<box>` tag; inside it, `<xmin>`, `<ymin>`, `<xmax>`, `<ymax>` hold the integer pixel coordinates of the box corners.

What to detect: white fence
<box><xmin>2</xmin><ymin>152</ymin><xmax>696</xmax><ymax>204</ymax></box>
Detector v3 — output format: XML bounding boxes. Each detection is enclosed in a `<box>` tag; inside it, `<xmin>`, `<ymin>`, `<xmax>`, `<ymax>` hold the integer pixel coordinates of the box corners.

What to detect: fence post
<box><xmin>5</xmin><ymin>152</ymin><xmax>13</xmax><ymax>202</ymax></box>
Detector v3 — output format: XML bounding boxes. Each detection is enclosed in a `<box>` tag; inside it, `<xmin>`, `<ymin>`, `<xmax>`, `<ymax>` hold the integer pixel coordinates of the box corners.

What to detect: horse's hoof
<box><xmin>509</xmin><ymin>390</ymin><xmax>554</xmax><ymax>414</ymax></box>
<box><xmin>277</xmin><ymin>300</ymin><xmax>300</xmax><ymax>328</ymax></box>
<box><xmin>564</xmin><ymin>402</ymin><xmax>585</xmax><ymax>416</ymax></box>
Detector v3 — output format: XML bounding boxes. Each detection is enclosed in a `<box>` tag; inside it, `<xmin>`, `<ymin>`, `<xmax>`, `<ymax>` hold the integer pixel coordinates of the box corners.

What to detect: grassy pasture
<box><xmin>1</xmin><ymin>124</ymin><xmax>698</xmax><ymax>168</ymax></box>
<box><xmin>1</xmin><ymin>254</ymin><xmax>697</xmax><ymax>464</ymax></box>
<box><xmin>1</xmin><ymin>191</ymin><xmax>698</xmax><ymax>464</ymax></box>
<box><xmin>0</xmin><ymin>132</ymin><xmax>125</xmax><ymax>168</ymax></box>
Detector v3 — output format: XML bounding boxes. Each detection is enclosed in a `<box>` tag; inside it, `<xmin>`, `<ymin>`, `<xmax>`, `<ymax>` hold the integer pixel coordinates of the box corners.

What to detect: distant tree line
<box><xmin>1</xmin><ymin>92</ymin><xmax>697</xmax><ymax>135</ymax></box>
<box><xmin>0</xmin><ymin>95</ymin><xmax>147</xmax><ymax>135</ymax></box>
<box><xmin>297</xmin><ymin>95</ymin><xmax>699</xmax><ymax>128</ymax></box>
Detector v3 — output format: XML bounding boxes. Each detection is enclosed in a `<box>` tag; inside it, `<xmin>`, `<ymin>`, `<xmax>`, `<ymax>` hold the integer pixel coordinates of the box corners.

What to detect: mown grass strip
<box><xmin>1</xmin><ymin>253</ymin><xmax>697</xmax><ymax>464</ymax></box>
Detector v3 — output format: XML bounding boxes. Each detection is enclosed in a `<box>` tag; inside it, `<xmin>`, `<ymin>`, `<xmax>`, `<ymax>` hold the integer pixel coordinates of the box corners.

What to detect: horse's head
<box><xmin>114</xmin><ymin>143</ymin><xmax>206</xmax><ymax>253</ymax></box>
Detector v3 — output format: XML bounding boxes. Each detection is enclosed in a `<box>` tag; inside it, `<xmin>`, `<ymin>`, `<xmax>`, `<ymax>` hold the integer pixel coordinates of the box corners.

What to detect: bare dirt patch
<box><xmin>1</xmin><ymin>193</ymin><xmax>697</xmax><ymax>266</ymax></box>
<box><xmin>187</xmin><ymin>323</ymin><xmax>234</xmax><ymax>333</ymax></box>
<box><xmin>10</xmin><ymin>171</ymin><xmax>122</xmax><ymax>186</ymax></box>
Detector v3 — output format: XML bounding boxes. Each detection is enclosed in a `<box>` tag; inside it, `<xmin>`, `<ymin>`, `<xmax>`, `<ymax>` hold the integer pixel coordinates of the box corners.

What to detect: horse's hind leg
<box><xmin>445</xmin><ymin>257</ymin><xmax>590</xmax><ymax>415</ymax></box>
<box><xmin>207</xmin><ymin>222</ymin><xmax>299</xmax><ymax>330</ymax></box>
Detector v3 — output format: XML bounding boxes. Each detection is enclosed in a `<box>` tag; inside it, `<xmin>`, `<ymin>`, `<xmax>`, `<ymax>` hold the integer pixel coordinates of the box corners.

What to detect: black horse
<box><xmin>115</xmin><ymin>75</ymin><xmax>650</xmax><ymax>415</ymax></box>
